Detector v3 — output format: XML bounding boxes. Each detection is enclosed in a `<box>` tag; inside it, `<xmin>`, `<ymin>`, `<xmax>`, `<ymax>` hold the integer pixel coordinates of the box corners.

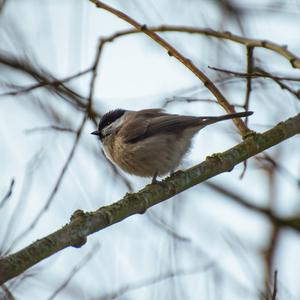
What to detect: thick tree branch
<box><xmin>0</xmin><ymin>112</ymin><xmax>300</xmax><ymax>284</ymax></box>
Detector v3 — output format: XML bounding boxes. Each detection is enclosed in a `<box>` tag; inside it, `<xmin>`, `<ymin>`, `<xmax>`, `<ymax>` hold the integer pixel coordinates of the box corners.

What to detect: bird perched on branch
<box><xmin>91</xmin><ymin>108</ymin><xmax>253</xmax><ymax>183</ymax></box>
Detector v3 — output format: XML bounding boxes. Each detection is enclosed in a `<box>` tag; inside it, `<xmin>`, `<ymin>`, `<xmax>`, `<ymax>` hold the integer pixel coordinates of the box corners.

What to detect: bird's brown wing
<box><xmin>121</xmin><ymin>112</ymin><xmax>202</xmax><ymax>144</ymax></box>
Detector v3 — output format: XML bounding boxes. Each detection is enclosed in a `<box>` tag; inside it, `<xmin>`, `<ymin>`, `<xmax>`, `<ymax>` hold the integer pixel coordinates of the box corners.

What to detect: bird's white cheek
<box><xmin>102</xmin><ymin>144</ymin><xmax>114</xmax><ymax>162</ymax></box>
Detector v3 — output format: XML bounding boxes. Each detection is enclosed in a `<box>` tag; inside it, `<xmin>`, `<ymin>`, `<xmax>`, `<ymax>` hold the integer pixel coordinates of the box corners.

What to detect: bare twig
<box><xmin>0</xmin><ymin>67</ymin><xmax>92</xmax><ymax>97</ymax></box>
<box><xmin>271</xmin><ymin>270</ymin><xmax>278</xmax><ymax>300</ymax></box>
<box><xmin>162</xmin><ymin>77</ymin><xmax>249</xmax><ymax>108</ymax></box>
<box><xmin>88</xmin><ymin>37</ymin><xmax>135</xmax><ymax>191</ymax></box>
<box><xmin>240</xmin><ymin>46</ymin><xmax>254</xmax><ymax>178</ymax></box>
<box><xmin>9</xmin><ymin>116</ymin><xmax>87</xmax><ymax>250</ymax></box>
<box><xmin>24</xmin><ymin>126</ymin><xmax>77</xmax><ymax>134</ymax></box>
<box><xmin>47</xmin><ymin>244</ymin><xmax>100</xmax><ymax>300</ymax></box>
<box><xmin>81</xmin><ymin>24</ymin><xmax>300</xmax><ymax>69</ymax></box>
<box><xmin>95</xmin><ymin>265</ymin><xmax>213</xmax><ymax>300</ymax></box>
<box><xmin>255</xmin><ymin>68</ymin><xmax>300</xmax><ymax>101</ymax></box>
<box><xmin>239</xmin><ymin>161</ymin><xmax>248</xmax><ymax>179</ymax></box>
<box><xmin>163</xmin><ymin>97</ymin><xmax>244</xmax><ymax>109</ymax></box>
<box><xmin>5</xmin><ymin>31</ymin><xmax>110</xmax><ymax>249</ymax></box>
<box><xmin>205</xmin><ymin>180</ymin><xmax>297</xmax><ymax>226</ymax></box>
<box><xmin>86</xmin><ymin>38</ymin><xmax>104</xmax><ymax>120</ymax></box>
<box><xmin>0</xmin><ymin>51</ymin><xmax>87</xmax><ymax>110</ymax></box>
<box><xmin>0</xmin><ymin>284</ymin><xmax>15</xmax><ymax>300</ymax></box>
<box><xmin>209</xmin><ymin>66</ymin><xmax>300</xmax><ymax>101</ymax></box>
<box><xmin>0</xmin><ymin>0</ymin><xmax>6</xmax><ymax>13</ymax></box>
<box><xmin>163</xmin><ymin>97</ymin><xmax>218</xmax><ymax>107</ymax></box>
<box><xmin>208</xmin><ymin>66</ymin><xmax>300</xmax><ymax>82</ymax></box>
<box><xmin>205</xmin><ymin>182</ymin><xmax>271</xmax><ymax>216</ymax></box>
<box><xmin>271</xmin><ymin>79</ymin><xmax>300</xmax><ymax>100</ymax></box>
<box><xmin>256</xmin><ymin>154</ymin><xmax>300</xmax><ymax>187</ymax></box>
<box><xmin>86</xmin><ymin>22</ymin><xmax>300</xmax><ymax>107</ymax></box>
<box><xmin>147</xmin><ymin>212</ymin><xmax>191</xmax><ymax>243</ymax></box>
<box><xmin>0</xmin><ymin>178</ymin><xmax>15</xmax><ymax>209</ymax></box>
<box><xmin>244</xmin><ymin>46</ymin><xmax>254</xmax><ymax>113</ymax></box>
<box><xmin>2</xmin><ymin>150</ymin><xmax>43</xmax><ymax>253</ymax></box>
<box><xmin>263</xmin><ymin>226</ymin><xmax>280</xmax><ymax>299</ymax></box>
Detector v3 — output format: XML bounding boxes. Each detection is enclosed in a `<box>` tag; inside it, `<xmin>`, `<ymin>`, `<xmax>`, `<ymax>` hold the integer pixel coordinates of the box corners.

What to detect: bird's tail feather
<box><xmin>199</xmin><ymin>111</ymin><xmax>253</xmax><ymax>126</ymax></box>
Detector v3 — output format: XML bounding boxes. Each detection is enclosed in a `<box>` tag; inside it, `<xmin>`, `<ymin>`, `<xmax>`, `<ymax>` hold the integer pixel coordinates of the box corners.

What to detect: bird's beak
<box><xmin>91</xmin><ymin>130</ymin><xmax>100</xmax><ymax>136</ymax></box>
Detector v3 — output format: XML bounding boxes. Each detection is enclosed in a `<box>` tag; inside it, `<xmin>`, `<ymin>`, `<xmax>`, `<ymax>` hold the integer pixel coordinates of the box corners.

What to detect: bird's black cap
<box><xmin>91</xmin><ymin>109</ymin><xmax>126</xmax><ymax>137</ymax></box>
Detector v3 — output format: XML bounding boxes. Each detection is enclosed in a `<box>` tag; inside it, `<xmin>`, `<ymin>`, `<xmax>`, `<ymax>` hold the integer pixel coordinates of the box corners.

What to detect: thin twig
<box><xmin>96</xmin><ymin>265</ymin><xmax>213</xmax><ymax>300</ymax></box>
<box><xmin>0</xmin><ymin>67</ymin><xmax>93</xmax><ymax>97</ymax></box>
<box><xmin>47</xmin><ymin>244</ymin><xmax>101</xmax><ymax>300</ymax></box>
<box><xmin>2</xmin><ymin>150</ymin><xmax>43</xmax><ymax>254</ymax></box>
<box><xmin>164</xmin><ymin>97</ymin><xmax>218</xmax><ymax>107</ymax></box>
<box><xmin>88</xmin><ymin>21</ymin><xmax>300</xmax><ymax>105</ymax></box>
<box><xmin>24</xmin><ymin>126</ymin><xmax>77</xmax><ymax>134</ymax></box>
<box><xmin>84</xmin><ymin>28</ymin><xmax>114</xmax><ymax>122</ymax></box>
<box><xmin>147</xmin><ymin>212</ymin><xmax>191</xmax><ymax>243</ymax></box>
<box><xmin>86</xmin><ymin>38</ymin><xmax>105</xmax><ymax>119</ymax></box>
<box><xmin>6</xmin><ymin>32</ymin><xmax>108</xmax><ymax>249</ymax></box>
<box><xmin>239</xmin><ymin>161</ymin><xmax>247</xmax><ymax>179</ymax></box>
<box><xmin>0</xmin><ymin>0</ymin><xmax>6</xmax><ymax>13</ymax></box>
<box><xmin>240</xmin><ymin>46</ymin><xmax>254</xmax><ymax>178</ymax></box>
<box><xmin>163</xmin><ymin>96</ymin><xmax>247</xmax><ymax>108</ymax></box>
<box><xmin>263</xmin><ymin>226</ymin><xmax>280</xmax><ymax>299</ymax></box>
<box><xmin>256</xmin><ymin>154</ymin><xmax>300</xmax><ymax>187</ymax></box>
<box><xmin>0</xmin><ymin>51</ymin><xmax>87</xmax><ymax>110</ymax></box>
<box><xmin>208</xmin><ymin>66</ymin><xmax>300</xmax><ymax>82</ymax></box>
<box><xmin>205</xmin><ymin>182</ymin><xmax>272</xmax><ymax>216</ymax></box>
<box><xmin>256</xmin><ymin>68</ymin><xmax>300</xmax><ymax>100</ymax></box>
<box><xmin>271</xmin><ymin>270</ymin><xmax>278</xmax><ymax>300</ymax></box>
<box><xmin>82</xmin><ymin>24</ymin><xmax>300</xmax><ymax>69</ymax></box>
<box><xmin>86</xmin><ymin>36</ymin><xmax>135</xmax><ymax>190</ymax></box>
<box><xmin>209</xmin><ymin>65</ymin><xmax>300</xmax><ymax>101</ymax></box>
<box><xmin>162</xmin><ymin>97</ymin><xmax>246</xmax><ymax>109</ymax></box>
<box><xmin>272</xmin><ymin>79</ymin><xmax>300</xmax><ymax>100</ymax></box>
<box><xmin>10</xmin><ymin>116</ymin><xmax>87</xmax><ymax>249</ymax></box>
<box><xmin>161</xmin><ymin>76</ymin><xmax>249</xmax><ymax>108</ymax></box>
<box><xmin>260</xmin><ymin>149</ymin><xmax>280</xmax><ymax>299</ymax></box>
<box><xmin>244</xmin><ymin>46</ymin><xmax>254</xmax><ymax>114</ymax></box>
<box><xmin>0</xmin><ymin>284</ymin><xmax>15</xmax><ymax>300</ymax></box>
<box><xmin>0</xmin><ymin>178</ymin><xmax>15</xmax><ymax>209</ymax></box>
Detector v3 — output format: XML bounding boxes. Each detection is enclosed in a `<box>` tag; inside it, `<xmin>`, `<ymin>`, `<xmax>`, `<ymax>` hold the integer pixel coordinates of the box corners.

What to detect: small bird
<box><xmin>91</xmin><ymin>109</ymin><xmax>253</xmax><ymax>183</ymax></box>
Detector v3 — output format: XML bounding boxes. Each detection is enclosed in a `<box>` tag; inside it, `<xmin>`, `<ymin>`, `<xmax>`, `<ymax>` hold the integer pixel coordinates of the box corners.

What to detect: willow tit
<box><xmin>91</xmin><ymin>109</ymin><xmax>253</xmax><ymax>183</ymax></box>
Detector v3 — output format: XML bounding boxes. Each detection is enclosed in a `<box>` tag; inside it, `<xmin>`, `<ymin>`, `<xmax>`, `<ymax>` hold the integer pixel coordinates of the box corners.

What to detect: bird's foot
<box><xmin>151</xmin><ymin>173</ymin><xmax>159</xmax><ymax>184</ymax></box>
